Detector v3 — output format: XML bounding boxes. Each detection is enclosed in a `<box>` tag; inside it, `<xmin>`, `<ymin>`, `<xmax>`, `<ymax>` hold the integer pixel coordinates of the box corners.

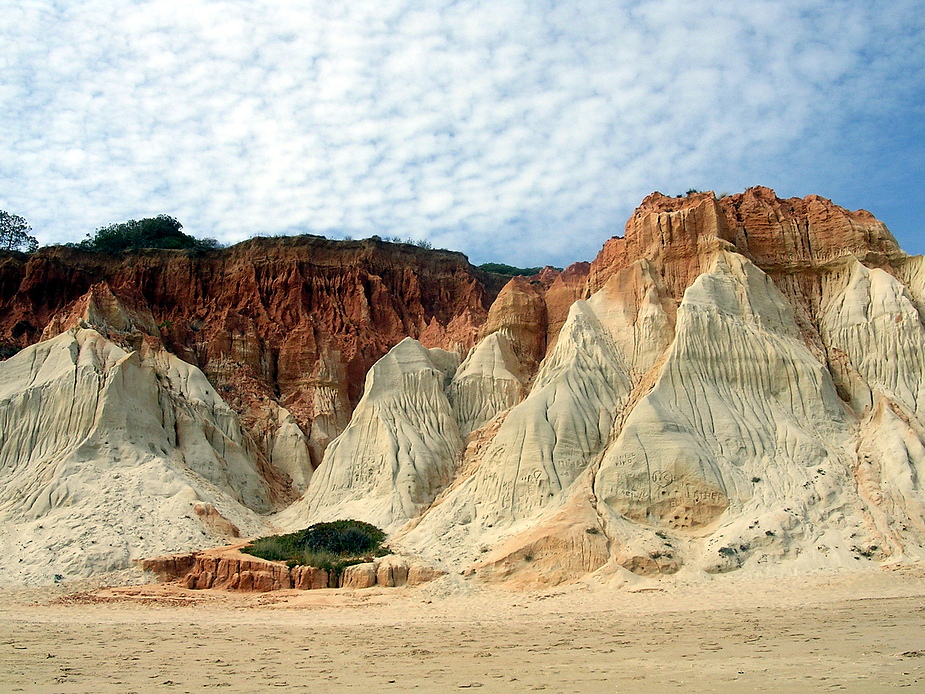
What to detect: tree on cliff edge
<box><xmin>78</xmin><ymin>215</ymin><xmax>220</xmax><ymax>253</ymax></box>
<box><xmin>0</xmin><ymin>211</ymin><xmax>38</xmax><ymax>252</ymax></box>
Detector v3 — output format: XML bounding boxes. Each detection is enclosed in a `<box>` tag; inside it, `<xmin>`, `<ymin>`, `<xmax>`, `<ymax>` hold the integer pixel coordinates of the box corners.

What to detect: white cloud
<box><xmin>0</xmin><ymin>0</ymin><xmax>922</xmax><ymax>266</ymax></box>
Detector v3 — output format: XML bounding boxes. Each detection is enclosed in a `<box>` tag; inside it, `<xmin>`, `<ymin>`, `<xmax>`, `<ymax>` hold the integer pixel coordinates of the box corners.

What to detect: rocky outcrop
<box><xmin>0</xmin><ymin>237</ymin><xmax>502</xmax><ymax>475</ymax></box>
<box><xmin>587</xmin><ymin>187</ymin><xmax>903</xmax><ymax>307</ymax></box>
<box><xmin>6</xmin><ymin>186</ymin><xmax>925</xmax><ymax>588</ymax></box>
<box><xmin>275</xmin><ymin>338</ymin><xmax>463</xmax><ymax>533</ymax></box>
<box><xmin>446</xmin><ymin>332</ymin><xmax>526</xmax><ymax>437</ymax></box>
<box><xmin>183</xmin><ymin>552</ymin><xmax>293</xmax><ymax>591</ymax></box>
<box><xmin>480</xmin><ymin>276</ymin><xmax>547</xmax><ymax>377</ymax></box>
<box><xmin>719</xmin><ymin>187</ymin><xmax>902</xmax><ymax>270</ymax></box>
<box><xmin>543</xmin><ymin>262</ymin><xmax>591</xmax><ymax>352</ymax></box>
<box><xmin>0</xmin><ymin>327</ymin><xmax>275</xmax><ymax>585</ymax></box>
<box><xmin>593</xmin><ymin>251</ymin><xmax>859</xmax><ymax>573</ymax></box>
<box><xmin>138</xmin><ymin>554</ymin><xmax>197</xmax><ymax>582</ymax></box>
<box><xmin>395</xmin><ymin>259</ymin><xmax>668</xmax><ymax>568</ymax></box>
<box><xmin>588</xmin><ymin>191</ymin><xmax>735</xmax><ymax>299</ymax></box>
<box><xmin>170</xmin><ymin>549</ymin><xmax>444</xmax><ymax>591</ymax></box>
<box><xmin>291</xmin><ymin>565</ymin><xmax>331</xmax><ymax>590</ymax></box>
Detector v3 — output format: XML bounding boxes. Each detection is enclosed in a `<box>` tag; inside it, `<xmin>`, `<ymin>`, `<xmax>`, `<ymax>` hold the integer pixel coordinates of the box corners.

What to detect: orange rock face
<box><xmin>588</xmin><ymin>187</ymin><xmax>904</xmax><ymax>302</ymax></box>
<box><xmin>541</xmin><ymin>262</ymin><xmax>590</xmax><ymax>352</ymax></box>
<box><xmin>0</xmin><ymin>237</ymin><xmax>501</xmax><ymax>470</ymax></box>
<box><xmin>168</xmin><ymin>549</ymin><xmax>445</xmax><ymax>592</ymax></box>
<box><xmin>0</xmin><ymin>189</ymin><xmax>901</xmax><ymax>495</ymax></box>
<box><xmin>291</xmin><ymin>565</ymin><xmax>330</xmax><ymax>590</ymax></box>
<box><xmin>719</xmin><ymin>186</ymin><xmax>901</xmax><ymax>270</ymax></box>
<box><xmin>182</xmin><ymin>553</ymin><xmax>293</xmax><ymax>592</ymax></box>
<box><xmin>137</xmin><ymin>554</ymin><xmax>197</xmax><ymax>582</ymax></box>
<box><xmin>481</xmin><ymin>275</ymin><xmax>548</xmax><ymax>377</ymax></box>
<box><xmin>588</xmin><ymin>191</ymin><xmax>735</xmax><ymax>299</ymax></box>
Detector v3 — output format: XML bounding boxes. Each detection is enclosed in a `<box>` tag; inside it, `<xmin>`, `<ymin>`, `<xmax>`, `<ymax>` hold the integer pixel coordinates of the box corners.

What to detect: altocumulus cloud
<box><xmin>1</xmin><ymin>0</ymin><xmax>923</xmax><ymax>266</ymax></box>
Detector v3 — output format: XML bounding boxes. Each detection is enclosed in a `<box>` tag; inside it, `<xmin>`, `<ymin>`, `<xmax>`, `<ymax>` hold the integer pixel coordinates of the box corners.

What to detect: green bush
<box><xmin>478</xmin><ymin>262</ymin><xmax>547</xmax><ymax>277</ymax></box>
<box><xmin>75</xmin><ymin>215</ymin><xmax>220</xmax><ymax>253</ymax></box>
<box><xmin>241</xmin><ymin>520</ymin><xmax>387</xmax><ymax>572</ymax></box>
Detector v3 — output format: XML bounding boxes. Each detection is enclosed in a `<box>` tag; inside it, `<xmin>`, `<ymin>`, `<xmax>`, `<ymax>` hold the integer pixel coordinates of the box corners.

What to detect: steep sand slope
<box><xmin>0</xmin><ymin>328</ymin><xmax>274</xmax><ymax>584</ymax></box>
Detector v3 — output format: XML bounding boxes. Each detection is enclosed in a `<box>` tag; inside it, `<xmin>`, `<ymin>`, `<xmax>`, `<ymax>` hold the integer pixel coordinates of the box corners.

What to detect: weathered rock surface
<box><xmin>446</xmin><ymin>332</ymin><xmax>526</xmax><ymax>437</ymax></box>
<box><xmin>182</xmin><ymin>551</ymin><xmax>293</xmax><ymax>591</ymax></box>
<box><xmin>480</xmin><ymin>276</ymin><xmax>547</xmax><ymax>377</ymax></box>
<box><xmin>0</xmin><ymin>237</ymin><xmax>503</xmax><ymax>475</ymax></box>
<box><xmin>395</xmin><ymin>262</ymin><xmax>663</xmax><ymax>566</ymax></box>
<box><xmin>168</xmin><ymin>549</ymin><xmax>443</xmax><ymax>591</ymax></box>
<box><xmin>594</xmin><ymin>251</ymin><xmax>860</xmax><ymax>573</ymax></box>
<box><xmin>4</xmin><ymin>187</ymin><xmax>925</xmax><ymax>587</ymax></box>
<box><xmin>0</xmin><ymin>328</ymin><xmax>274</xmax><ymax>585</ymax></box>
<box><xmin>275</xmin><ymin>338</ymin><xmax>463</xmax><ymax>533</ymax></box>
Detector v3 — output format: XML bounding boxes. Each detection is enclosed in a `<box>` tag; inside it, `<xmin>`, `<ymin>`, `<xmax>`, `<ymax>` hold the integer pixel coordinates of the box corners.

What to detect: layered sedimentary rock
<box><xmin>446</xmin><ymin>332</ymin><xmax>526</xmax><ymax>437</ymax></box>
<box><xmin>4</xmin><ymin>186</ymin><xmax>925</xmax><ymax>587</ymax></box>
<box><xmin>298</xmin><ymin>187</ymin><xmax>925</xmax><ymax>585</ymax></box>
<box><xmin>593</xmin><ymin>251</ymin><xmax>861</xmax><ymax>573</ymax></box>
<box><xmin>0</xmin><ymin>237</ymin><xmax>503</xmax><ymax>475</ymax></box>
<box><xmin>147</xmin><ymin>547</ymin><xmax>445</xmax><ymax>591</ymax></box>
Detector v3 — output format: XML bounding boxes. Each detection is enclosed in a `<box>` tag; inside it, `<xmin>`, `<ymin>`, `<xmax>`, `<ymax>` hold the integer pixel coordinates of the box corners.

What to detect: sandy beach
<box><xmin>2</xmin><ymin>567</ymin><xmax>924</xmax><ymax>693</ymax></box>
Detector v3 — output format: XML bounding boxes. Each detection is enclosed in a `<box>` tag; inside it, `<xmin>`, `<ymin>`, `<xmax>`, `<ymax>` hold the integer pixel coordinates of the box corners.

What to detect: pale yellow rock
<box><xmin>398</xmin><ymin>261</ymin><xmax>670</xmax><ymax>567</ymax></box>
<box><xmin>339</xmin><ymin>562</ymin><xmax>377</xmax><ymax>588</ymax></box>
<box><xmin>374</xmin><ymin>555</ymin><xmax>410</xmax><ymax>587</ymax></box>
<box><xmin>593</xmin><ymin>252</ymin><xmax>862</xmax><ymax>572</ymax></box>
<box><xmin>446</xmin><ymin>332</ymin><xmax>526</xmax><ymax>437</ymax></box>
<box><xmin>276</xmin><ymin>338</ymin><xmax>463</xmax><ymax>533</ymax></box>
<box><xmin>820</xmin><ymin>258</ymin><xmax>925</xmax><ymax>561</ymax></box>
<box><xmin>0</xmin><ymin>328</ymin><xmax>273</xmax><ymax>585</ymax></box>
<box><xmin>268</xmin><ymin>407</ymin><xmax>314</xmax><ymax>493</ymax></box>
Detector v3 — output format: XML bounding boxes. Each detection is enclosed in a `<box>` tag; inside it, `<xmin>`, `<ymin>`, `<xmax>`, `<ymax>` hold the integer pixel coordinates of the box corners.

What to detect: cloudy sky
<box><xmin>2</xmin><ymin>1</ymin><xmax>923</xmax><ymax>267</ymax></box>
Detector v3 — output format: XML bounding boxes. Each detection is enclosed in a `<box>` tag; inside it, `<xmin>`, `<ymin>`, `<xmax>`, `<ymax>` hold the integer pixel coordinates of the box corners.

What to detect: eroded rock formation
<box><xmin>283</xmin><ymin>187</ymin><xmax>925</xmax><ymax>586</ymax></box>
<box><xmin>4</xmin><ymin>187</ymin><xmax>925</xmax><ymax>588</ymax></box>
<box><xmin>146</xmin><ymin>548</ymin><xmax>446</xmax><ymax>591</ymax></box>
<box><xmin>0</xmin><ymin>237</ymin><xmax>504</xmax><ymax>474</ymax></box>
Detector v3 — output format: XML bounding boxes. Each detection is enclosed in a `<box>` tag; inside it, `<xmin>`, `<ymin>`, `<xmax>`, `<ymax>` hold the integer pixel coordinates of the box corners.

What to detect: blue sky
<box><xmin>1</xmin><ymin>1</ymin><xmax>923</xmax><ymax>268</ymax></box>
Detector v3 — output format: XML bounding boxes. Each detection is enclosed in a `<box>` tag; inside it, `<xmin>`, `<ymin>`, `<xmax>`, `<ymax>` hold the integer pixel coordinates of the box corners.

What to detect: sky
<box><xmin>1</xmin><ymin>1</ymin><xmax>923</xmax><ymax>268</ymax></box>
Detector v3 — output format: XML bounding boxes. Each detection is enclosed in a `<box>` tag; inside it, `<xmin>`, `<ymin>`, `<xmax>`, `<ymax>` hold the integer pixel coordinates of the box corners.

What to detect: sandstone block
<box><xmin>339</xmin><ymin>562</ymin><xmax>377</xmax><ymax>588</ymax></box>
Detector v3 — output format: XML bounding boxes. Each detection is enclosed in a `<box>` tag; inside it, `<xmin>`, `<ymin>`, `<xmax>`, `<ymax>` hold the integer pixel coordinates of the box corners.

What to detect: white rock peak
<box><xmin>0</xmin><ymin>328</ymin><xmax>275</xmax><ymax>584</ymax></box>
<box><xmin>276</xmin><ymin>338</ymin><xmax>463</xmax><ymax>533</ymax></box>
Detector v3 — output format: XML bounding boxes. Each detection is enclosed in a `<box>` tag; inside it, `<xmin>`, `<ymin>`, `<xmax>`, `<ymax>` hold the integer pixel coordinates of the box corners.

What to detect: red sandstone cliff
<box><xmin>582</xmin><ymin>186</ymin><xmax>905</xmax><ymax>355</ymax></box>
<box><xmin>587</xmin><ymin>186</ymin><xmax>903</xmax><ymax>299</ymax></box>
<box><xmin>0</xmin><ymin>189</ymin><xmax>904</xmax><ymax>487</ymax></box>
<box><xmin>0</xmin><ymin>236</ymin><xmax>506</xmax><ymax>475</ymax></box>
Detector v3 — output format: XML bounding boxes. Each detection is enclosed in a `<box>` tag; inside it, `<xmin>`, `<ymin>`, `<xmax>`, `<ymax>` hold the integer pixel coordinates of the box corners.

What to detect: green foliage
<box><xmin>75</xmin><ymin>215</ymin><xmax>220</xmax><ymax>253</ymax></box>
<box><xmin>477</xmin><ymin>262</ymin><xmax>547</xmax><ymax>276</ymax></box>
<box><xmin>0</xmin><ymin>210</ymin><xmax>38</xmax><ymax>252</ymax></box>
<box><xmin>241</xmin><ymin>520</ymin><xmax>387</xmax><ymax>569</ymax></box>
<box><xmin>380</xmin><ymin>235</ymin><xmax>434</xmax><ymax>249</ymax></box>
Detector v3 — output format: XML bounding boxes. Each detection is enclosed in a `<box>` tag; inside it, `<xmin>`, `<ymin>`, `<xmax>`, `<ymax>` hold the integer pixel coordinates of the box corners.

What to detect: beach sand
<box><xmin>2</xmin><ymin>567</ymin><xmax>924</xmax><ymax>693</ymax></box>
